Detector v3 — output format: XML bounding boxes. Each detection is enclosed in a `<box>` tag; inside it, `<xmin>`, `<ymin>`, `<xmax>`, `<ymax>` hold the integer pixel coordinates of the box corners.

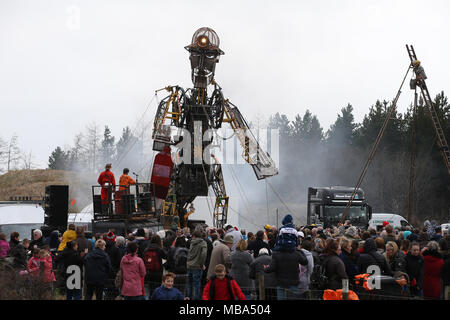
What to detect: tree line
<box><xmin>48</xmin><ymin>123</ymin><xmax>145</xmax><ymax>174</ymax></box>
<box><xmin>265</xmin><ymin>92</ymin><xmax>450</xmax><ymax>225</ymax></box>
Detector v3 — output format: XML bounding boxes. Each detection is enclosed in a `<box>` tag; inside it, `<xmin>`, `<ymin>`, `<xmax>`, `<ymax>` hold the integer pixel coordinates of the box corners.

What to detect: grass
<box><xmin>0</xmin><ymin>169</ymin><xmax>96</xmax><ymax>212</ymax></box>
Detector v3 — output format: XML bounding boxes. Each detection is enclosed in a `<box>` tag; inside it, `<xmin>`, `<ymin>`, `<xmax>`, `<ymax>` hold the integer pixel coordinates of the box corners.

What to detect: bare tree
<box><xmin>6</xmin><ymin>134</ymin><xmax>21</xmax><ymax>172</ymax></box>
<box><xmin>20</xmin><ymin>150</ymin><xmax>38</xmax><ymax>170</ymax></box>
<box><xmin>85</xmin><ymin>122</ymin><xmax>101</xmax><ymax>171</ymax></box>
<box><xmin>0</xmin><ymin>136</ymin><xmax>7</xmax><ymax>173</ymax></box>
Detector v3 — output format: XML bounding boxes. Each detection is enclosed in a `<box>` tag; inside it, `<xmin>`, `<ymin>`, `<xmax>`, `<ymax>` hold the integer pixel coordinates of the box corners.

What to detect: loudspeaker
<box><xmin>137</xmin><ymin>192</ymin><xmax>152</xmax><ymax>212</ymax></box>
<box><xmin>93</xmin><ymin>195</ymin><xmax>102</xmax><ymax>214</ymax></box>
<box><xmin>122</xmin><ymin>194</ymin><xmax>136</xmax><ymax>215</ymax></box>
<box><xmin>44</xmin><ymin>185</ymin><xmax>69</xmax><ymax>230</ymax></box>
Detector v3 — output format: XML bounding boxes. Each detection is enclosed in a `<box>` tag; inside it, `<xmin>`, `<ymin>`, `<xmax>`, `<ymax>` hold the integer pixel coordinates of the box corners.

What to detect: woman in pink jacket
<box><xmin>0</xmin><ymin>232</ymin><xmax>10</xmax><ymax>259</ymax></box>
<box><xmin>120</xmin><ymin>242</ymin><xmax>146</xmax><ymax>300</ymax></box>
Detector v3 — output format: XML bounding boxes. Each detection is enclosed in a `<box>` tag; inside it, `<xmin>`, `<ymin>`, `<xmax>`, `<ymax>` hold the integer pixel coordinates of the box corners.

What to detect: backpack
<box><xmin>173</xmin><ymin>247</ymin><xmax>188</xmax><ymax>274</ymax></box>
<box><xmin>309</xmin><ymin>257</ymin><xmax>329</xmax><ymax>290</ymax></box>
<box><xmin>144</xmin><ymin>249</ymin><xmax>161</xmax><ymax>272</ymax></box>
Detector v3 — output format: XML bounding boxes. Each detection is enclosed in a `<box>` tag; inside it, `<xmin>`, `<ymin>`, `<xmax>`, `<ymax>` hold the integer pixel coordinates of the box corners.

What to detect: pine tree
<box><xmin>48</xmin><ymin>146</ymin><xmax>68</xmax><ymax>170</ymax></box>
<box><xmin>100</xmin><ymin>126</ymin><xmax>116</xmax><ymax>165</ymax></box>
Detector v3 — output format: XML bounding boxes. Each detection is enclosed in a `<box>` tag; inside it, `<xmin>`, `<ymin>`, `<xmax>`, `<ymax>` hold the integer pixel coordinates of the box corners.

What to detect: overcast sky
<box><xmin>1</xmin><ymin>0</ymin><xmax>449</xmax><ymax>169</ymax></box>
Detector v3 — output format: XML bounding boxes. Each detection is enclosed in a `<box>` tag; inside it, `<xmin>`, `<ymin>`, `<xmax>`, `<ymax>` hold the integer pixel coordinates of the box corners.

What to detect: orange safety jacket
<box><xmin>119</xmin><ymin>174</ymin><xmax>136</xmax><ymax>191</ymax></box>
<box><xmin>98</xmin><ymin>170</ymin><xmax>116</xmax><ymax>205</ymax></box>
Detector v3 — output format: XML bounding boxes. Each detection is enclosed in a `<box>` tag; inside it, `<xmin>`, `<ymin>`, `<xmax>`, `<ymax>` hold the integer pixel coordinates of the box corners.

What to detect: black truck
<box><xmin>307</xmin><ymin>186</ymin><xmax>372</xmax><ymax>228</ymax></box>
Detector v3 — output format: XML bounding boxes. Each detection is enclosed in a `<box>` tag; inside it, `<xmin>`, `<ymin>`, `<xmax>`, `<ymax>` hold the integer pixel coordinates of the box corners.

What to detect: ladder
<box><xmin>406</xmin><ymin>45</ymin><xmax>450</xmax><ymax>174</ymax></box>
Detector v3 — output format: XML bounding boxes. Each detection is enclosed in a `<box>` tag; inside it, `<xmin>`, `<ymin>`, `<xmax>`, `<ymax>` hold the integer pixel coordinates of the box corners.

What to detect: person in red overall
<box><xmin>98</xmin><ymin>163</ymin><xmax>116</xmax><ymax>214</ymax></box>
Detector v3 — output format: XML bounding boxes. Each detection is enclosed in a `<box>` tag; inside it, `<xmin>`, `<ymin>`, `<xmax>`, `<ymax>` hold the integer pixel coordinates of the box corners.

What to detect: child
<box><xmin>150</xmin><ymin>273</ymin><xmax>187</xmax><ymax>300</ymax></box>
<box><xmin>27</xmin><ymin>248</ymin><xmax>41</xmax><ymax>277</ymax></box>
<box><xmin>39</xmin><ymin>248</ymin><xmax>56</xmax><ymax>284</ymax></box>
<box><xmin>202</xmin><ymin>264</ymin><xmax>246</xmax><ymax>300</ymax></box>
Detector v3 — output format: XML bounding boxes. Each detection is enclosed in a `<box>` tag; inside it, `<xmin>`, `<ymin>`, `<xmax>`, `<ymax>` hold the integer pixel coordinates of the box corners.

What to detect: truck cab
<box><xmin>307</xmin><ymin>186</ymin><xmax>372</xmax><ymax>228</ymax></box>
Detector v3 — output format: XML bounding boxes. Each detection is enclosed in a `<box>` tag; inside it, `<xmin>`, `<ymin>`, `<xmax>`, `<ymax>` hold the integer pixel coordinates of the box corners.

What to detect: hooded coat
<box><xmin>422</xmin><ymin>250</ymin><xmax>443</xmax><ymax>299</ymax></box>
<box><xmin>58</xmin><ymin>230</ymin><xmax>77</xmax><ymax>252</ymax></box>
<box><xmin>249</xmin><ymin>253</ymin><xmax>277</xmax><ymax>289</ymax></box>
<box><xmin>264</xmin><ymin>249</ymin><xmax>308</xmax><ymax>287</ymax></box>
<box><xmin>225</xmin><ymin>228</ymin><xmax>242</xmax><ymax>251</ymax></box>
<box><xmin>187</xmin><ymin>237</ymin><xmax>207</xmax><ymax>270</ymax></box>
<box><xmin>84</xmin><ymin>248</ymin><xmax>112</xmax><ymax>285</ymax></box>
<box><xmin>120</xmin><ymin>253</ymin><xmax>146</xmax><ymax>297</ymax></box>
<box><xmin>357</xmin><ymin>238</ymin><xmax>391</xmax><ymax>276</ymax></box>
<box><xmin>0</xmin><ymin>239</ymin><xmax>10</xmax><ymax>259</ymax></box>
<box><xmin>274</xmin><ymin>214</ymin><xmax>299</xmax><ymax>252</ymax></box>
<box><xmin>230</xmin><ymin>249</ymin><xmax>254</xmax><ymax>293</ymax></box>
<box><xmin>319</xmin><ymin>252</ymin><xmax>348</xmax><ymax>290</ymax></box>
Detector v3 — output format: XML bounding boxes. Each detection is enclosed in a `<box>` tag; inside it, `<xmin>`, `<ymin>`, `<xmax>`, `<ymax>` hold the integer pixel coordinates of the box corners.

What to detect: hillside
<box><xmin>0</xmin><ymin>169</ymin><xmax>96</xmax><ymax>212</ymax></box>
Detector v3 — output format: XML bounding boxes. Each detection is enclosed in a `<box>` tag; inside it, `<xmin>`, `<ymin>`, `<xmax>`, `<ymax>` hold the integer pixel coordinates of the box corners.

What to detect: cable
<box><xmin>339</xmin><ymin>64</ymin><xmax>411</xmax><ymax>224</ymax></box>
<box><xmin>228</xmin><ymin>205</ymin><xmax>261</xmax><ymax>230</ymax></box>
<box><xmin>266</xmin><ymin>179</ymin><xmax>295</xmax><ymax>215</ymax></box>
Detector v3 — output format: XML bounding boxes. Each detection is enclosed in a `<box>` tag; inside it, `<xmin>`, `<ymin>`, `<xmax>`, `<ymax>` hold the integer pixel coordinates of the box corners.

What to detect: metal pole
<box><xmin>408</xmin><ymin>88</ymin><xmax>418</xmax><ymax>223</ymax></box>
<box><xmin>258</xmin><ymin>274</ymin><xmax>265</xmax><ymax>300</ymax></box>
<box><xmin>276</xmin><ymin>208</ymin><xmax>279</xmax><ymax>227</ymax></box>
<box><xmin>342</xmin><ymin>279</ymin><xmax>349</xmax><ymax>300</ymax></box>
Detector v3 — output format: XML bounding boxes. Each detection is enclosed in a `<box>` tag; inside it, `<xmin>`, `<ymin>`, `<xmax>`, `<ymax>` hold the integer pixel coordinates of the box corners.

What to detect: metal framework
<box><xmin>152</xmin><ymin>28</ymin><xmax>278</xmax><ymax>228</ymax></box>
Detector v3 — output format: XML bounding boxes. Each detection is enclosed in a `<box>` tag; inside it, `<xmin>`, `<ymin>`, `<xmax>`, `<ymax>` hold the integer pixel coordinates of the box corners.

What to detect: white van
<box><xmin>0</xmin><ymin>203</ymin><xmax>45</xmax><ymax>240</ymax></box>
<box><xmin>369</xmin><ymin>213</ymin><xmax>412</xmax><ymax>230</ymax></box>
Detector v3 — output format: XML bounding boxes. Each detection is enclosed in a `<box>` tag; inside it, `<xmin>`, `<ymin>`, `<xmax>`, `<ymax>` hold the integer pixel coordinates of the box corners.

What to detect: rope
<box><xmin>339</xmin><ymin>64</ymin><xmax>412</xmax><ymax>224</ymax></box>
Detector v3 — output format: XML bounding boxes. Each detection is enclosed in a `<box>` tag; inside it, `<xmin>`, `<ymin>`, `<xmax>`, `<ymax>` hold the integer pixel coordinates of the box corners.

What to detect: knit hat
<box><xmin>298</xmin><ymin>231</ymin><xmax>305</xmax><ymax>238</ymax></box>
<box><xmin>282</xmin><ymin>214</ymin><xmax>293</xmax><ymax>225</ymax></box>
<box><xmin>264</xmin><ymin>224</ymin><xmax>271</xmax><ymax>231</ymax></box>
<box><xmin>345</xmin><ymin>226</ymin><xmax>358</xmax><ymax>239</ymax></box>
<box><xmin>223</xmin><ymin>234</ymin><xmax>234</xmax><ymax>244</ymax></box>
<box><xmin>106</xmin><ymin>231</ymin><xmax>116</xmax><ymax>242</ymax></box>
<box><xmin>259</xmin><ymin>248</ymin><xmax>269</xmax><ymax>256</ymax></box>
<box><xmin>403</xmin><ymin>231</ymin><xmax>412</xmax><ymax>240</ymax></box>
<box><xmin>382</xmin><ymin>221</ymin><xmax>389</xmax><ymax>227</ymax></box>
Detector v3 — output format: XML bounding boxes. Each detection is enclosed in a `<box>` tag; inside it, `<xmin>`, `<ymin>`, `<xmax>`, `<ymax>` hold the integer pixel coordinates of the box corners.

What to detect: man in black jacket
<box><xmin>84</xmin><ymin>239</ymin><xmax>111</xmax><ymax>300</ymax></box>
<box><xmin>358</xmin><ymin>238</ymin><xmax>391</xmax><ymax>276</ymax></box>
<box><xmin>56</xmin><ymin>241</ymin><xmax>86</xmax><ymax>300</ymax></box>
<box><xmin>247</xmin><ymin>230</ymin><xmax>271</xmax><ymax>259</ymax></box>
<box><xmin>264</xmin><ymin>247</ymin><xmax>308</xmax><ymax>300</ymax></box>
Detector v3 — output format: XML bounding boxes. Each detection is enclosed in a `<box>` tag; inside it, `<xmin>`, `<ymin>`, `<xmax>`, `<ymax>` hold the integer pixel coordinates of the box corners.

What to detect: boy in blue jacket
<box><xmin>150</xmin><ymin>273</ymin><xmax>188</xmax><ymax>300</ymax></box>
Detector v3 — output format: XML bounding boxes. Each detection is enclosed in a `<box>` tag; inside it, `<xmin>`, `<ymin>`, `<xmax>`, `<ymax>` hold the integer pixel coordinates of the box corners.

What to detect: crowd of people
<box><xmin>0</xmin><ymin>215</ymin><xmax>449</xmax><ymax>300</ymax></box>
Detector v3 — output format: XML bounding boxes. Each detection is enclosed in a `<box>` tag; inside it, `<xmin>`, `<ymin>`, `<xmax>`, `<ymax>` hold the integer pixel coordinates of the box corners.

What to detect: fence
<box><xmin>0</xmin><ymin>261</ymin><xmax>446</xmax><ymax>300</ymax></box>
